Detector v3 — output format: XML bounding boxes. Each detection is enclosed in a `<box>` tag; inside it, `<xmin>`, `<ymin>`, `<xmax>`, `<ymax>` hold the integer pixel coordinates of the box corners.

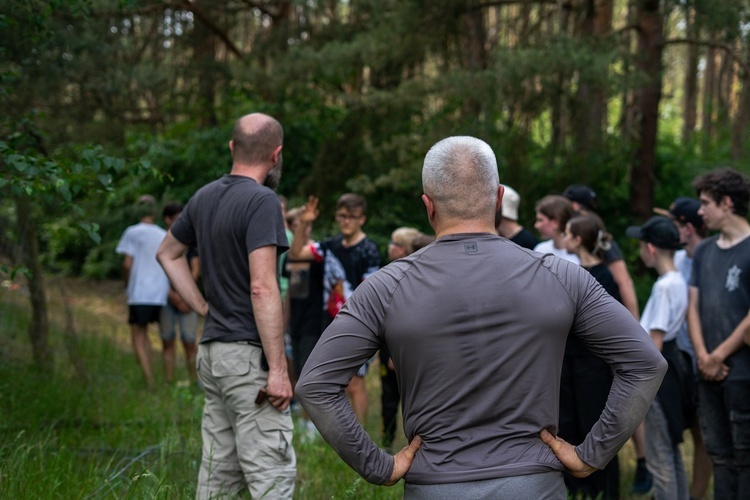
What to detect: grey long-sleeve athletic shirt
<box><xmin>296</xmin><ymin>233</ymin><xmax>666</xmax><ymax>486</ymax></box>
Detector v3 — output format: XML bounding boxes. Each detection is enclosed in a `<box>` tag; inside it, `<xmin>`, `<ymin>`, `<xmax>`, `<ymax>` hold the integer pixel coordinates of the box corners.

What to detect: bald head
<box><xmin>231</xmin><ymin>113</ymin><xmax>284</xmax><ymax>166</ymax></box>
<box><xmin>422</xmin><ymin>136</ymin><xmax>499</xmax><ymax>221</ymax></box>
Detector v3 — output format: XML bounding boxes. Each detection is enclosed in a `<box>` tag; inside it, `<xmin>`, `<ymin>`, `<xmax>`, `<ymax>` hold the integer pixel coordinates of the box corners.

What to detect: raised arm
<box><xmin>289</xmin><ymin>196</ymin><xmax>319</xmax><ymax>261</ymax></box>
<box><xmin>157</xmin><ymin>231</ymin><xmax>208</xmax><ymax>316</ymax></box>
<box><xmin>249</xmin><ymin>244</ymin><xmax>292</xmax><ymax>410</ymax></box>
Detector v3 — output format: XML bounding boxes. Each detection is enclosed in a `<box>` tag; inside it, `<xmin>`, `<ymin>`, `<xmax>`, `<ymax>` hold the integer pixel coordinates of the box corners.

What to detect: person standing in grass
<box><xmin>627</xmin><ymin>216</ymin><xmax>691</xmax><ymax>500</ymax></box>
<box><xmin>297</xmin><ymin>136</ymin><xmax>666</xmax><ymax>497</ymax></box>
<box><xmin>560</xmin><ymin>213</ymin><xmax>620</xmax><ymax>499</ymax></box>
<box><xmin>115</xmin><ymin>194</ymin><xmax>170</xmax><ymax>387</ymax></box>
<box><xmin>288</xmin><ymin>192</ymin><xmax>381</xmax><ymax>424</ymax></box>
<box><xmin>157</xmin><ymin>113</ymin><xmax>295</xmax><ymax>500</ymax></box>
<box><xmin>654</xmin><ymin>196</ymin><xmax>713</xmax><ymax>499</ymax></box>
<box><xmin>159</xmin><ymin>202</ymin><xmax>200</xmax><ymax>384</ymax></box>
<box><xmin>688</xmin><ymin>168</ymin><xmax>750</xmax><ymax>500</ymax></box>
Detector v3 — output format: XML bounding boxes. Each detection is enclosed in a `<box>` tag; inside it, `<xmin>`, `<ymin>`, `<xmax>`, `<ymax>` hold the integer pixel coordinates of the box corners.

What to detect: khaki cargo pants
<box><xmin>196</xmin><ymin>342</ymin><xmax>296</xmax><ymax>499</ymax></box>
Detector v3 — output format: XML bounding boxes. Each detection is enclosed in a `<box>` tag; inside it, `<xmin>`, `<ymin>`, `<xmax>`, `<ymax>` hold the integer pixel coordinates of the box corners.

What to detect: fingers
<box><xmin>385</xmin><ymin>435</ymin><xmax>422</xmax><ymax>486</ymax></box>
<box><xmin>269</xmin><ymin>396</ymin><xmax>290</xmax><ymax>411</ymax></box>
<box><xmin>405</xmin><ymin>435</ymin><xmax>422</xmax><ymax>456</ymax></box>
<box><xmin>539</xmin><ymin>429</ymin><xmax>560</xmax><ymax>450</ymax></box>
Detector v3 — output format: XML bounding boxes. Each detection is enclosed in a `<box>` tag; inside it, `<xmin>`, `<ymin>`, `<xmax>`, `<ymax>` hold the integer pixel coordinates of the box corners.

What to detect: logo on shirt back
<box><xmin>464</xmin><ymin>242</ymin><xmax>478</xmax><ymax>254</ymax></box>
<box><xmin>726</xmin><ymin>265</ymin><xmax>742</xmax><ymax>292</ymax></box>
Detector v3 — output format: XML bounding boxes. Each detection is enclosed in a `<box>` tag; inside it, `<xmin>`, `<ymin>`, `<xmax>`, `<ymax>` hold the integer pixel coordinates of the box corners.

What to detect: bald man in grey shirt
<box><xmin>296</xmin><ymin>136</ymin><xmax>667</xmax><ymax>498</ymax></box>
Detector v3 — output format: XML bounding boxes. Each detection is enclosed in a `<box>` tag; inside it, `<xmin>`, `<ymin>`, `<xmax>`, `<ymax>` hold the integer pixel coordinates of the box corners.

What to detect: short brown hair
<box><xmin>693</xmin><ymin>167</ymin><xmax>750</xmax><ymax>217</ymax></box>
<box><xmin>535</xmin><ymin>195</ymin><xmax>574</xmax><ymax>229</ymax></box>
<box><xmin>336</xmin><ymin>193</ymin><xmax>366</xmax><ymax>214</ymax></box>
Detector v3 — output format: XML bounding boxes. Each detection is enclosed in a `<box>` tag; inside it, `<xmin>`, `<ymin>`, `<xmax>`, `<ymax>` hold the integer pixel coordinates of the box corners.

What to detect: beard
<box><xmin>263</xmin><ymin>158</ymin><xmax>283</xmax><ymax>190</ymax></box>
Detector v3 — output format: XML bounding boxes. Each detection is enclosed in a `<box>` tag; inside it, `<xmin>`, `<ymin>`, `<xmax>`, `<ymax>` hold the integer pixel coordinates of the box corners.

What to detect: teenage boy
<box><xmin>654</xmin><ymin>196</ymin><xmax>712</xmax><ymax>499</ymax></box>
<box><xmin>688</xmin><ymin>168</ymin><xmax>750</xmax><ymax>500</ymax></box>
<box><xmin>115</xmin><ymin>195</ymin><xmax>170</xmax><ymax>386</ymax></box>
<box><xmin>289</xmin><ymin>193</ymin><xmax>381</xmax><ymax>423</ymax></box>
<box><xmin>627</xmin><ymin>216</ymin><xmax>691</xmax><ymax>500</ymax></box>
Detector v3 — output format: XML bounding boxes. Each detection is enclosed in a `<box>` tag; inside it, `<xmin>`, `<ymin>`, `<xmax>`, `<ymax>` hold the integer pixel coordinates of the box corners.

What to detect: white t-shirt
<box><xmin>115</xmin><ymin>222</ymin><xmax>170</xmax><ymax>305</ymax></box>
<box><xmin>533</xmin><ymin>239</ymin><xmax>581</xmax><ymax>265</ymax></box>
<box><xmin>640</xmin><ymin>270</ymin><xmax>687</xmax><ymax>343</ymax></box>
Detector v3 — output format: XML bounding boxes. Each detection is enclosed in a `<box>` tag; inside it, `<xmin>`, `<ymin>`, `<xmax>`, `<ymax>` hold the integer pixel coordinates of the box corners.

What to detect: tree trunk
<box><xmin>460</xmin><ymin>1</ymin><xmax>487</xmax><ymax>117</ymax></box>
<box><xmin>193</xmin><ymin>9</ymin><xmax>218</xmax><ymax>128</ymax></box>
<box><xmin>572</xmin><ymin>0</ymin><xmax>612</xmax><ymax>173</ymax></box>
<box><xmin>682</xmin><ymin>7</ymin><xmax>698</xmax><ymax>143</ymax></box>
<box><xmin>551</xmin><ymin>2</ymin><xmax>571</xmax><ymax>154</ymax></box>
<box><xmin>731</xmin><ymin>48</ymin><xmax>750</xmax><ymax>160</ymax></box>
<box><xmin>16</xmin><ymin>195</ymin><xmax>52</xmax><ymax>371</ymax></box>
<box><xmin>702</xmin><ymin>46</ymin><xmax>716</xmax><ymax>144</ymax></box>
<box><xmin>717</xmin><ymin>49</ymin><xmax>735</xmax><ymax>130</ymax></box>
<box><xmin>630</xmin><ymin>0</ymin><xmax>662</xmax><ymax>219</ymax></box>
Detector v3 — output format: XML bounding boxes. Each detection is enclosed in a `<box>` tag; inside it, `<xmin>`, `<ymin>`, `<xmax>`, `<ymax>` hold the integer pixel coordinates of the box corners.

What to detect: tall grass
<box><xmin>0</xmin><ymin>278</ymin><xmax>708</xmax><ymax>498</ymax></box>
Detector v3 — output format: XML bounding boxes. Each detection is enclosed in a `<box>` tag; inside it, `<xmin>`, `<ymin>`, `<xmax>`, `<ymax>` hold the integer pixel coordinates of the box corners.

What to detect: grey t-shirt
<box><xmin>297</xmin><ymin>233</ymin><xmax>666</xmax><ymax>485</ymax></box>
<box><xmin>171</xmin><ymin>175</ymin><xmax>289</xmax><ymax>344</ymax></box>
<box><xmin>690</xmin><ymin>235</ymin><xmax>750</xmax><ymax>380</ymax></box>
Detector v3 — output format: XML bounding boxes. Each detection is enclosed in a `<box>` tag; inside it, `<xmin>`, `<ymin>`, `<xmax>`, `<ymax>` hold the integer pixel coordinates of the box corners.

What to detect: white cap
<box><xmin>500</xmin><ymin>184</ymin><xmax>520</xmax><ymax>221</ymax></box>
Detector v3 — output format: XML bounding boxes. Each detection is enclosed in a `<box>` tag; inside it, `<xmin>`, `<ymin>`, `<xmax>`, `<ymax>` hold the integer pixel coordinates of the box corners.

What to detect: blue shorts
<box><xmin>159</xmin><ymin>303</ymin><xmax>198</xmax><ymax>343</ymax></box>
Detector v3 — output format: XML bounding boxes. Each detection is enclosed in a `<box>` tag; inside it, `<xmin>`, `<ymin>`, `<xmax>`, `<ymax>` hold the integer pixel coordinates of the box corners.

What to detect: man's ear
<box><xmin>422</xmin><ymin>194</ymin><xmax>435</xmax><ymax>221</ymax></box>
<box><xmin>228</xmin><ymin>140</ymin><xmax>234</xmax><ymax>155</ymax></box>
<box><xmin>496</xmin><ymin>184</ymin><xmax>505</xmax><ymax>212</ymax></box>
<box><xmin>272</xmin><ymin>145</ymin><xmax>282</xmax><ymax>164</ymax></box>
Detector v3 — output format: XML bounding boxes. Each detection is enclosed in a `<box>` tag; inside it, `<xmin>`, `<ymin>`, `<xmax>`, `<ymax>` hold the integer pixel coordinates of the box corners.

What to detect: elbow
<box><xmin>295</xmin><ymin>377</ymin><xmax>317</xmax><ymax>411</ymax></box>
<box><xmin>250</xmin><ymin>282</ymin><xmax>276</xmax><ymax>301</ymax></box>
<box><xmin>295</xmin><ymin>380</ymin><xmax>309</xmax><ymax>405</ymax></box>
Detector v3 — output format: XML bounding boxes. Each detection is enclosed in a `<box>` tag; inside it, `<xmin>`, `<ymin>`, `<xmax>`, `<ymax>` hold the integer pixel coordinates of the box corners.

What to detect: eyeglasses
<box><xmin>388</xmin><ymin>240</ymin><xmax>404</xmax><ymax>247</ymax></box>
<box><xmin>335</xmin><ymin>213</ymin><xmax>364</xmax><ymax>222</ymax></box>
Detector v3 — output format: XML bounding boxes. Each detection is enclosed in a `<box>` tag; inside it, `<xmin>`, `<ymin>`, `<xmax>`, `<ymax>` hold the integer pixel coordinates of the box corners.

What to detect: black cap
<box><xmin>626</xmin><ymin>216</ymin><xmax>683</xmax><ymax>250</ymax></box>
<box><xmin>653</xmin><ymin>197</ymin><xmax>704</xmax><ymax>230</ymax></box>
<box><xmin>563</xmin><ymin>184</ymin><xmax>597</xmax><ymax>211</ymax></box>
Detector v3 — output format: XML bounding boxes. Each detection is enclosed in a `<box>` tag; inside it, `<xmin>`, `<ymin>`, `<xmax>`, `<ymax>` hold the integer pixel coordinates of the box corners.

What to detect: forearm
<box><xmin>577</xmin><ymin>347</ymin><xmax>666</xmax><ymax>469</ymax></box>
<box><xmin>251</xmin><ymin>286</ymin><xmax>287</xmax><ymax>374</ymax></box>
<box><xmin>157</xmin><ymin>233</ymin><xmax>208</xmax><ymax>316</ymax></box>
<box><xmin>122</xmin><ymin>255</ymin><xmax>132</xmax><ymax>287</ymax></box>
<box><xmin>619</xmin><ymin>284</ymin><xmax>640</xmax><ymax>320</ymax></box>
<box><xmin>296</xmin><ymin>313</ymin><xmax>393</xmax><ymax>484</ymax></box>
<box><xmin>298</xmin><ymin>377</ymin><xmax>394</xmax><ymax>484</ymax></box>
<box><xmin>712</xmin><ymin>313</ymin><xmax>750</xmax><ymax>361</ymax></box>
<box><xmin>289</xmin><ymin>221</ymin><xmax>313</xmax><ymax>260</ymax></box>
<box><xmin>687</xmin><ymin>290</ymin><xmax>707</xmax><ymax>358</ymax></box>
<box><xmin>608</xmin><ymin>260</ymin><xmax>639</xmax><ymax>319</ymax></box>
<box><xmin>161</xmin><ymin>256</ymin><xmax>208</xmax><ymax>316</ymax></box>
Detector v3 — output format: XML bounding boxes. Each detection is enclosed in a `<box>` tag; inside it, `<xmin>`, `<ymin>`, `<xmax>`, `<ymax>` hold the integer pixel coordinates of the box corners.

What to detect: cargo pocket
<box><xmin>256</xmin><ymin>414</ymin><xmax>294</xmax><ymax>462</ymax></box>
<box><xmin>211</xmin><ymin>356</ymin><xmax>252</xmax><ymax>377</ymax></box>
